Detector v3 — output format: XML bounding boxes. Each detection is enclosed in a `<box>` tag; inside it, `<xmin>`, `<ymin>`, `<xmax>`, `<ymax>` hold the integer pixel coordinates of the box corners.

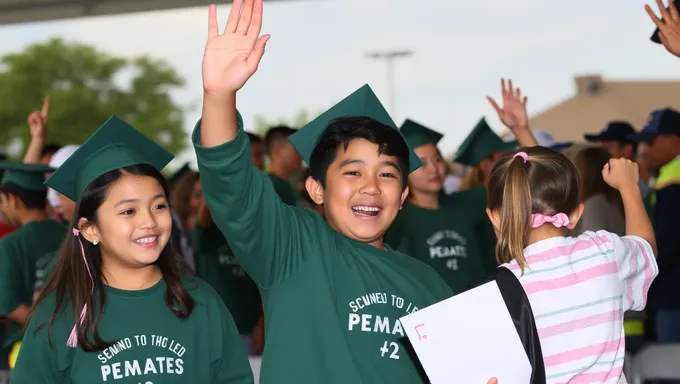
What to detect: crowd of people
<box><xmin>0</xmin><ymin>0</ymin><xmax>679</xmax><ymax>382</ymax></box>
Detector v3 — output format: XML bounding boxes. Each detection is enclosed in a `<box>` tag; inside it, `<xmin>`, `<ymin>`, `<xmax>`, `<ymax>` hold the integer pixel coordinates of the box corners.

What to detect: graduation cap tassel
<box><xmin>67</xmin><ymin>228</ymin><xmax>95</xmax><ymax>348</ymax></box>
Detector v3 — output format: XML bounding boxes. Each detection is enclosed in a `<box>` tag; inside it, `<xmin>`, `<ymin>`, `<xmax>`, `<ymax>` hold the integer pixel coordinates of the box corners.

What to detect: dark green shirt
<box><xmin>0</xmin><ymin>219</ymin><xmax>65</xmax><ymax>352</ymax></box>
<box><xmin>268</xmin><ymin>174</ymin><xmax>298</xmax><ymax>206</ymax></box>
<box><xmin>191</xmin><ymin>223</ymin><xmax>261</xmax><ymax>335</ymax></box>
<box><xmin>385</xmin><ymin>188</ymin><xmax>497</xmax><ymax>294</ymax></box>
<box><xmin>11</xmin><ymin>278</ymin><xmax>253</xmax><ymax>384</ymax></box>
<box><xmin>194</xmin><ymin>122</ymin><xmax>452</xmax><ymax>384</ymax></box>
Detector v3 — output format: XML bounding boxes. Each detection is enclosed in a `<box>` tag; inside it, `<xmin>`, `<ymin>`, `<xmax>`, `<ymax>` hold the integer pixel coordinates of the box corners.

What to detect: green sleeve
<box><xmin>0</xmin><ymin>241</ymin><xmax>21</xmax><ymax>316</ymax></box>
<box><xmin>193</xmin><ymin>116</ymin><xmax>314</xmax><ymax>289</ymax></box>
<box><xmin>209</xmin><ymin>294</ymin><xmax>254</xmax><ymax>383</ymax></box>
<box><xmin>471</xmin><ymin>188</ymin><xmax>498</xmax><ymax>275</ymax></box>
<box><xmin>9</xmin><ymin>303</ymin><xmax>65</xmax><ymax>383</ymax></box>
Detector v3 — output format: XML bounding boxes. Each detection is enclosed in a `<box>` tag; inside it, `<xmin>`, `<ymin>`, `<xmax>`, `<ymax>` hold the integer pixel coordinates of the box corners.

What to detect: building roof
<box><xmin>528</xmin><ymin>74</ymin><xmax>680</xmax><ymax>142</ymax></box>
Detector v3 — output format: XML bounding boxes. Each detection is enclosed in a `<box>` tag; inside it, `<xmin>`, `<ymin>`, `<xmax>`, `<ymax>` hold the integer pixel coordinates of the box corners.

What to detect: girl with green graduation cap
<box><xmin>385</xmin><ymin>120</ymin><xmax>498</xmax><ymax>293</ymax></box>
<box><xmin>196</xmin><ymin>1</ymin><xmax>502</xmax><ymax>383</ymax></box>
<box><xmin>10</xmin><ymin>116</ymin><xmax>253</xmax><ymax>383</ymax></box>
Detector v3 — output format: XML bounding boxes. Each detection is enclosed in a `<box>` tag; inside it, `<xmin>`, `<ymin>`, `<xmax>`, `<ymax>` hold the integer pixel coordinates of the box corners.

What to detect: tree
<box><xmin>0</xmin><ymin>38</ymin><xmax>187</xmax><ymax>155</ymax></box>
<box><xmin>253</xmin><ymin>108</ymin><xmax>322</xmax><ymax>137</ymax></box>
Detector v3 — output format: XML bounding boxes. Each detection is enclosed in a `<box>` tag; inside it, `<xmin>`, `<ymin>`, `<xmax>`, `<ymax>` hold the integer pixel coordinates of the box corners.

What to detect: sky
<box><xmin>1</xmin><ymin>0</ymin><xmax>679</xmax><ymax>169</ymax></box>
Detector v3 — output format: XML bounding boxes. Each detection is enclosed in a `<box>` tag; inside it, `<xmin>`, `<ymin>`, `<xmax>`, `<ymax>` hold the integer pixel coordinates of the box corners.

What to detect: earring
<box><xmin>93</xmin><ymin>239</ymin><xmax>99</xmax><ymax>246</ymax></box>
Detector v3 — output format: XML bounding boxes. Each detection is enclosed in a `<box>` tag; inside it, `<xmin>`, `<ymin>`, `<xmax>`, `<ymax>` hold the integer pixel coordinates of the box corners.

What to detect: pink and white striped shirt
<box><xmin>502</xmin><ymin>230</ymin><xmax>658</xmax><ymax>384</ymax></box>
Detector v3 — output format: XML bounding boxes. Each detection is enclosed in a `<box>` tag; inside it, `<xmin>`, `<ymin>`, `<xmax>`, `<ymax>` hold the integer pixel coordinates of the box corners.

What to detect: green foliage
<box><xmin>0</xmin><ymin>38</ymin><xmax>186</xmax><ymax>155</ymax></box>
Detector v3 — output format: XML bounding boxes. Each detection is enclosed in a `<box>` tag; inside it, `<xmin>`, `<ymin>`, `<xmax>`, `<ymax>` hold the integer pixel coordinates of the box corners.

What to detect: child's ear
<box><xmin>305</xmin><ymin>176</ymin><xmax>324</xmax><ymax>205</ymax></box>
<box><xmin>399</xmin><ymin>186</ymin><xmax>409</xmax><ymax>210</ymax></box>
<box><xmin>78</xmin><ymin>218</ymin><xmax>100</xmax><ymax>246</ymax></box>
<box><xmin>566</xmin><ymin>204</ymin><xmax>585</xmax><ymax>230</ymax></box>
<box><xmin>486</xmin><ymin>208</ymin><xmax>501</xmax><ymax>234</ymax></box>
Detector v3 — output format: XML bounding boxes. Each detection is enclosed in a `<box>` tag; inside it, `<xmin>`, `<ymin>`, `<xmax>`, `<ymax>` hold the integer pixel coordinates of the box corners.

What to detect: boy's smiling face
<box><xmin>306</xmin><ymin>138</ymin><xmax>409</xmax><ymax>247</ymax></box>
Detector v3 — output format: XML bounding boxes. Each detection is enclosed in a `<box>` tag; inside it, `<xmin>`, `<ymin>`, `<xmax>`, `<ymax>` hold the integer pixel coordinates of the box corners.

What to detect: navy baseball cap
<box><xmin>584</xmin><ymin>121</ymin><xmax>637</xmax><ymax>143</ymax></box>
<box><xmin>627</xmin><ymin>108</ymin><xmax>680</xmax><ymax>143</ymax></box>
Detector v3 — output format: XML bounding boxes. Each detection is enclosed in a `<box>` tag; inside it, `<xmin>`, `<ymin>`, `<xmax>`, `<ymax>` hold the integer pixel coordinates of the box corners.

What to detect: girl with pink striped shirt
<box><xmin>485</xmin><ymin>146</ymin><xmax>658</xmax><ymax>383</ymax></box>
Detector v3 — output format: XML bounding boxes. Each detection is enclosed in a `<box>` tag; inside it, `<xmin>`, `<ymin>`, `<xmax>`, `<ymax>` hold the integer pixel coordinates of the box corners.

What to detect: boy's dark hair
<box><xmin>309</xmin><ymin>116</ymin><xmax>410</xmax><ymax>190</ymax></box>
<box><xmin>41</xmin><ymin>144</ymin><xmax>62</xmax><ymax>158</ymax></box>
<box><xmin>247</xmin><ymin>132</ymin><xmax>263</xmax><ymax>144</ymax></box>
<box><xmin>264</xmin><ymin>125</ymin><xmax>297</xmax><ymax>154</ymax></box>
<box><xmin>0</xmin><ymin>182</ymin><xmax>48</xmax><ymax>210</ymax></box>
<box><xmin>487</xmin><ymin>146</ymin><xmax>580</xmax><ymax>273</ymax></box>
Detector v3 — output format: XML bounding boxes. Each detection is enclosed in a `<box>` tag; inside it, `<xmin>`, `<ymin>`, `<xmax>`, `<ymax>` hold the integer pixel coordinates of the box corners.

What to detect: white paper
<box><xmin>400</xmin><ymin>282</ymin><xmax>532</xmax><ymax>383</ymax></box>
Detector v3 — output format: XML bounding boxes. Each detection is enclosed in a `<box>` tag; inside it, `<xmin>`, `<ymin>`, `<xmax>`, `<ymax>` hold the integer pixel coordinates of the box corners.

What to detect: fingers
<box><xmin>247</xmin><ymin>0</ymin><xmax>264</xmax><ymax>39</ymax></box>
<box><xmin>208</xmin><ymin>4</ymin><xmax>219</xmax><ymax>37</ymax></box>
<box><xmin>500</xmin><ymin>78</ymin><xmax>508</xmax><ymax>99</ymax></box>
<box><xmin>41</xmin><ymin>96</ymin><xmax>50</xmax><ymax>118</ymax></box>
<box><xmin>236</xmin><ymin>0</ymin><xmax>255</xmax><ymax>35</ymax></box>
<box><xmin>486</xmin><ymin>96</ymin><xmax>502</xmax><ymax>115</ymax></box>
<box><xmin>660</xmin><ymin>30</ymin><xmax>671</xmax><ymax>47</ymax></box>
<box><xmin>646</xmin><ymin>4</ymin><xmax>665</xmax><ymax>27</ymax></box>
<box><xmin>487</xmin><ymin>378</ymin><xmax>498</xmax><ymax>384</ymax></box>
<box><xmin>522</xmin><ymin>96</ymin><xmax>528</xmax><ymax>107</ymax></box>
<box><xmin>247</xmin><ymin>34</ymin><xmax>270</xmax><ymax>71</ymax></box>
<box><xmin>671</xmin><ymin>0</ymin><xmax>680</xmax><ymax>21</ymax></box>
<box><xmin>657</xmin><ymin>0</ymin><xmax>672</xmax><ymax>23</ymax></box>
<box><xmin>515</xmin><ymin>86</ymin><xmax>521</xmax><ymax>100</ymax></box>
<box><xmin>225</xmin><ymin>0</ymin><xmax>243</xmax><ymax>33</ymax></box>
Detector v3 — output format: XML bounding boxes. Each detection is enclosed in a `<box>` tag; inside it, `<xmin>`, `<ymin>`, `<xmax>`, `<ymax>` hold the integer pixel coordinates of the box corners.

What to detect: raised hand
<box><xmin>487</xmin><ymin>79</ymin><xmax>529</xmax><ymax>131</ymax></box>
<box><xmin>27</xmin><ymin>96</ymin><xmax>49</xmax><ymax>141</ymax></box>
<box><xmin>602</xmin><ymin>158</ymin><xmax>640</xmax><ymax>191</ymax></box>
<box><xmin>202</xmin><ymin>0</ymin><xmax>270</xmax><ymax>95</ymax></box>
<box><xmin>646</xmin><ymin>0</ymin><xmax>680</xmax><ymax>57</ymax></box>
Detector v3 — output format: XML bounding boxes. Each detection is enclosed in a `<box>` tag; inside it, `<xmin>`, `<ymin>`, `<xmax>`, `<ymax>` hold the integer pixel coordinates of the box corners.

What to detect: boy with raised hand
<box><xmin>193</xmin><ymin>1</ymin><xmax>486</xmax><ymax>383</ymax></box>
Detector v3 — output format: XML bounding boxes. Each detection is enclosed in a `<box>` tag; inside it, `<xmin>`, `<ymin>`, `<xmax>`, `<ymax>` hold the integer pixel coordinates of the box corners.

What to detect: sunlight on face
<box><xmin>313</xmin><ymin>139</ymin><xmax>408</xmax><ymax>245</ymax></box>
<box><xmin>93</xmin><ymin>173</ymin><xmax>172</xmax><ymax>269</ymax></box>
<box><xmin>409</xmin><ymin>143</ymin><xmax>446</xmax><ymax>195</ymax></box>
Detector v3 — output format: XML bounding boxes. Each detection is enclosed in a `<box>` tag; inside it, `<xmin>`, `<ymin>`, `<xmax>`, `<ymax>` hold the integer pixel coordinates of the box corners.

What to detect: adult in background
<box><xmin>571</xmin><ymin>147</ymin><xmax>625</xmax><ymax>236</ymax></box>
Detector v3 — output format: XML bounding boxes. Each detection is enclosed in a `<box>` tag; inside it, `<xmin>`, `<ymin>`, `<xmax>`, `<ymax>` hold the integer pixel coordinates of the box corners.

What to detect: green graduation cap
<box><xmin>167</xmin><ymin>162</ymin><xmax>192</xmax><ymax>187</ymax></box>
<box><xmin>455</xmin><ymin>118</ymin><xmax>518</xmax><ymax>166</ymax></box>
<box><xmin>0</xmin><ymin>161</ymin><xmax>54</xmax><ymax>192</ymax></box>
<box><xmin>45</xmin><ymin>115</ymin><xmax>175</xmax><ymax>202</ymax></box>
<box><xmin>399</xmin><ymin>119</ymin><xmax>444</xmax><ymax>149</ymax></box>
<box><xmin>288</xmin><ymin>84</ymin><xmax>422</xmax><ymax>174</ymax></box>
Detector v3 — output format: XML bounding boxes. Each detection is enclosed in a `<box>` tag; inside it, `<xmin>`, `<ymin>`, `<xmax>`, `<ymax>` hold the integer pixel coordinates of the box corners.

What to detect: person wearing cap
<box><xmin>0</xmin><ymin>154</ymin><xmax>13</xmax><ymax>242</ymax></box>
<box><xmin>0</xmin><ymin>162</ymin><xmax>66</xmax><ymax>370</ymax></box>
<box><xmin>11</xmin><ymin>116</ymin><xmax>253</xmax><ymax>383</ymax></box>
<box><xmin>456</xmin><ymin>118</ymin><xmax>518</xmax><ymax>190</ymax></box>
<box><xmin>264</xmin><ymin>125</ymin><xmax>302</xmax><ymax>206</ymax></box>
<box><xmin>384</xmin><ymin>119</ymin><xmax>496</xmax><ymax>293</ymax></box>
<box><xmin>627</xmin><ymin>107</ymin><xmax>680</xmax><ymax>345</ymax></box>
<box><xmin>194</xmin><ymin>2</ymin><xmax>500</xmax><ymax>382</ymax></box>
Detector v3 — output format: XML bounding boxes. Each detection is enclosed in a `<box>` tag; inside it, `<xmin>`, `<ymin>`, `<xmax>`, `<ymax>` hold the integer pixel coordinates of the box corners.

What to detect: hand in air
<box><xmin>202</xmin><ymin>0</ymin><xmax>270</xmax><ymax>95</ymax></box>
<box><xmin>646</xmin><ymin>0</ymin><xmax>680</xmax><ymax>57</ymax></box>
<box><xmin>487</xmin><ymin>79</ymin><xmax>529</xmax><ymax>131</ymax></box>
<box><xmin>27</xmin><ymin>96</ymin><xmax>50</xmax><ymax>140</ymax></box>
<box><xmin>602</xmin><ymin>158</ymin><xmax>640</xmax><ymax>191</ymax></box>
<box><xmin>487</xmin><ymin>377</ymin><xmax>498</xmax><ymax>384</ymax></box>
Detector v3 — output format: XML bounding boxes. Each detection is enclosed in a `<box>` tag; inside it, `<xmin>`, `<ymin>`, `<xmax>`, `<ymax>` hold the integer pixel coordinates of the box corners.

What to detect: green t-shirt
<box><xmin>194</xmin><ymin>122</ymin><xmax>453</xmax><ymax>384</ymax></box>
<box><xmin>0</xmin><ymin>220</ymin><xmax>65</xmax><ymax>349</ymax></box>
<box><xmin>34</xmin><ymin>242</ymin><xmax>62</xmax><ymax>294</ymax></box>
<box><xmin>191</xmin><ymin>223</ymin><xmax>261</xmax><ymax>335</ymax></box>
<box><xmin>385</xmin><ymin>188</ymin><xmax>496</xmax><ymax>295</ymax></box>
<box><xmin>10</xmin><ymin>277</ymin><xmax>253</xmax><ymax>384</ymax></box>
<box><xmin>268</xmin><ymin>174</ymin><xmax>298</xmax><ymax>206</ymax></box>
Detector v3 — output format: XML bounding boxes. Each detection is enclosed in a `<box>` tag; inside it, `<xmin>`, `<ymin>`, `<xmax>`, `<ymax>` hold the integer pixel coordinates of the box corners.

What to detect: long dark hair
<box><xmin>487</xmin><ymin>146</ymin><xmax>580</xmax><ymax>273</ymax></box>
<box><xmin>30</xmin><ymin>164</ymin><xmax>195</xmax><ymax>351</ymax></box>
<box><xmin>574</xmin><ymin>147</ymin><xmax>623</xmax><ymax>210</ymax></box>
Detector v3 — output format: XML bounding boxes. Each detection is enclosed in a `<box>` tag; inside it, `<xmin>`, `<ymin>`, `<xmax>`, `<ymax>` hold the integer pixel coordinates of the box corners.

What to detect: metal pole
<box><xmin>365</xmin><ymin>50</ymin><xmax>413</xmax><ymax>120</ymax></box>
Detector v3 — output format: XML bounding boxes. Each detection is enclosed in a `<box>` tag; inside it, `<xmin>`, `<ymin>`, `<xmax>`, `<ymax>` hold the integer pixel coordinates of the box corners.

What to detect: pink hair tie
<box><xmin>530</xmin><ymin>213</ymin><xmax>570</xmax><ymax>228</ymax></box>
<box><xmin>513</xmin><ymin>151</ymin><xmax>529</xmax><ymax>163</ymax></box>
<box><xmin>67</xmin><ymin>228</ymin><xmax>94</xmax><ymax>348</ymax></box>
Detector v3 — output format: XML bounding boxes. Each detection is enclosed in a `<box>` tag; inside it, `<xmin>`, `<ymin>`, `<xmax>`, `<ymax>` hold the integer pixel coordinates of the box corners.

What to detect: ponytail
<box><xmin>495</xmin><ymin>155</ymin><xmax>532</xmax><ymax>273</ymax></box>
